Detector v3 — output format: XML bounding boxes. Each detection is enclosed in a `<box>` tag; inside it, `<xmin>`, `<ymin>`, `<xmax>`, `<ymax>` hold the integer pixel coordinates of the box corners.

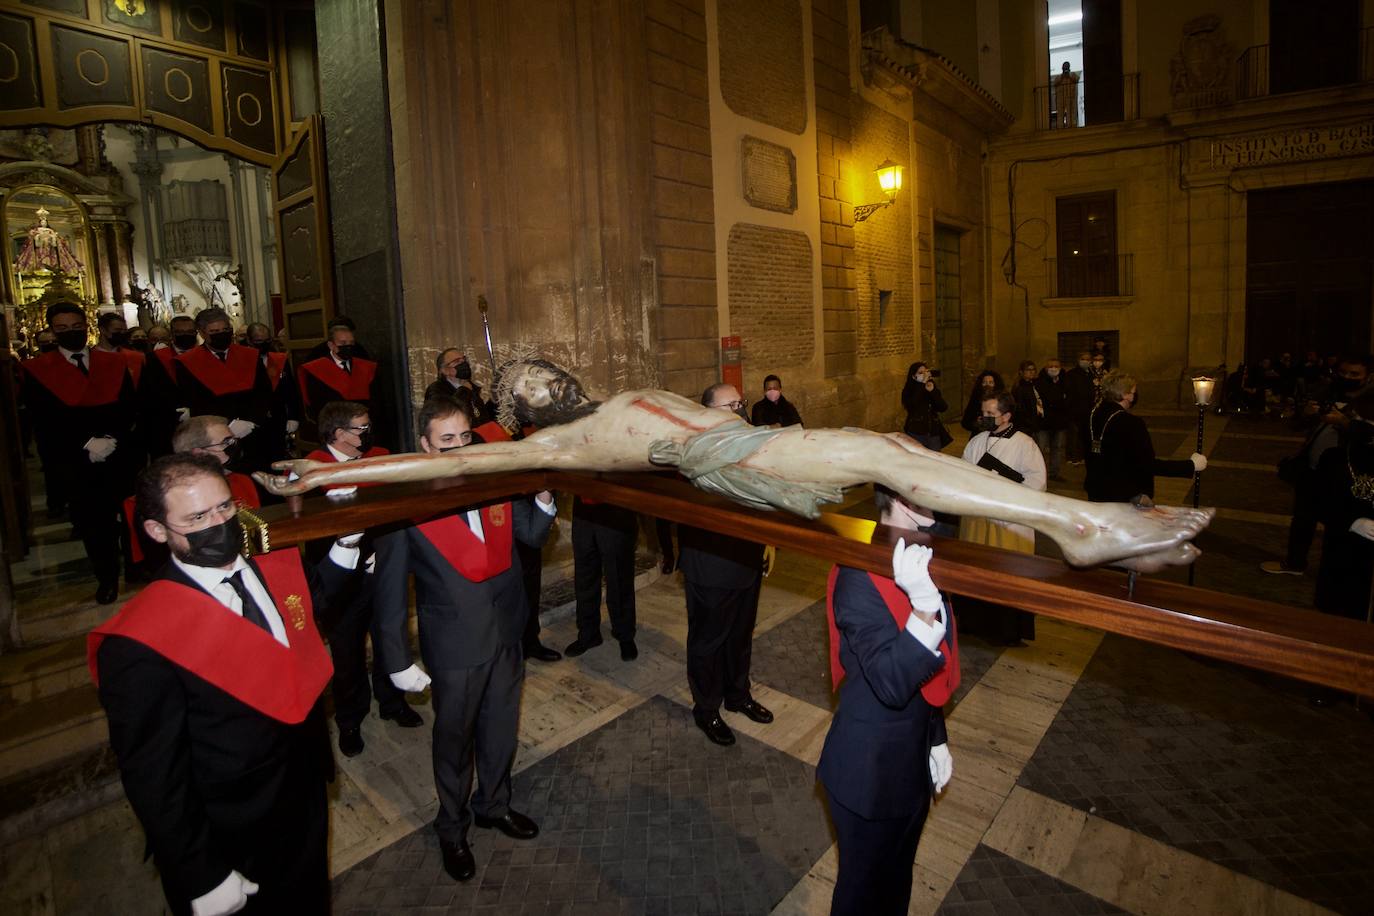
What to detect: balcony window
<box><xmin>1054</xmin><ymin>192</ymin><xmax>1123</xmax><ymax>298</ymax></box>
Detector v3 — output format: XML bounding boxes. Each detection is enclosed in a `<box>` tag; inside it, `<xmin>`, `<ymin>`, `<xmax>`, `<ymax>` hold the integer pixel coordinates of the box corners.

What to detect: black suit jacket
<box><xmin>817</xmin><ymin>567</ymin><xmax>948</xmax><ymax>820</ymax></box>
<box><xmin>373</xmin><ymin>499</ymin><xmax>555</xmax><ymax>673</ymax></box>
<box><xmin>95</xmin><ymin>552</ymin><xmax>350</xmax><ymax>904</ymax></box>
<box><xmin>1083</xmin><ymin>401</ymin><xmax>1195</xmax><ymax>502</ymax></box>
<box><xmin>678</xmin><ymin>524</ymin><xmax>763</xmax><ymax>591</ymax></box>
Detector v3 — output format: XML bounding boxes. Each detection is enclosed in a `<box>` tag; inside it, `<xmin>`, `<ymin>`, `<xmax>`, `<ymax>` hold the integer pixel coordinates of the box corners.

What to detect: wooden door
<box><xmin>271</xmin><ymin>116</ymin><xmax>334</xmax><ymax>362</ymax></box>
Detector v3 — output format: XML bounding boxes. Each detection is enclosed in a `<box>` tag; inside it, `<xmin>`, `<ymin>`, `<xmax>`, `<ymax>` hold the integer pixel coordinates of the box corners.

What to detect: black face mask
<box><xmin>335</xmin><ymin>344</ymin><xmax>356</xmax><ymax>362</ymax></box>
<box><xmin>454</xmin><ymin>361</ymin><xmax>472</xmax><ymax>381</ymax></box>
<box><xmin>172</xmin><ymin>515</ymin><xmax>244</xmax><ymax>568</ymax></box>
<box><xmin>976</xmin><ymin>416</ymin><xmax>998</xmax><ymax>432</ymax></box>
<box><xmin>55</xmin><ymin>328</ymin><xmax>88</xmax><ymax>351</ymax></box>
<box><xmin>108</xmin><ymin>331</ymin><xmax>131</xmax><ymax>348</ymax></box>
<box><xmin>220</xmin><ymin>439</ymin><xmax>245</xmax><ymax>470</ymax></box>
<box><xmin>173</xmin><ymin>332</ymin><xmax>198</xmax><ymax>351</ymax></box>
<box><xmin>38</xmin><ymin>342</ymin><xmax>59</xmax><ymax>354</ymax></box>
<box><xmin>253</xmin><ymin>340</ymin><xmax>272</xmax><ymax>354</ymax></box>
<box><xmin>356</xmin><ymin>431</ymin><xmax>374</xmax><ymax>453</ymax></box>
<box><xmin>207</xmin><ymin>331</ymin><xmax>233</xmax><ymax>351</ymax></box>
<box><xmin>129</xmin><ymin>339</ymin><xmax>149</xmax><ymax>353</ymax></box>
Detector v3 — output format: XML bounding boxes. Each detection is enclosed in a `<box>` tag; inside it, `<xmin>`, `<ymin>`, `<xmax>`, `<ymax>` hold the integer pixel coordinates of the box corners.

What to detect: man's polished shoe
<box><xmin>473</xmin><ymin>809</ymin><xmax>539</xmax><ymax>840</ymax></box>
<box><xmin>620</xmin><ymin>639</ymin><xmax>638</xmax><ymax>661</ymax></box>
<box><xmin>694</xmin><ymin>711</ymin><xmax>736</xmax><ymax>746</ymax></box>
<box><xmin>338</xmin><ymin>727</ymin><xmax>365</xmax><ymax>758</ymax></box>
<box><xmin>94</xmin><ymin>582</ymin><xmax>118</xmax><ymax>605</ymax></box>
<box><xmin>724</xmin><ymin>698</ymin><xmax>774</xmax><ymax>724</ymax></box>
<box><xmin>563</xmin><ymin>635</ymin><xmax>603</xmax><ymax>658</ymax></box>
<box><xmin>440</xmin><ymin>837</ymin><xmax>476</xmax><ymax>882</ymax></box>
<box><xmin>524</xmin><ymin>642</ymin><xmax>563</xmax><ymax>663</ymax></box>
<box><xmin>381</xmin><ymin>705</ymin><xmax>423</xmax><ymax>728</ymax></box>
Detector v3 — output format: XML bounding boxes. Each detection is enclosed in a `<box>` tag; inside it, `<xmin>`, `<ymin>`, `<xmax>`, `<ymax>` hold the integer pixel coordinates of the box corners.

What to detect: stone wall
<box><xmin>717</xmin><ymin>0</ymin><xmax>807</xmax><ymax>135</ymax></box>
<box><xmin>726</xmin><ymin>223</ymin><xmax>814</xmax><ymax>370</ymax></box>
<box><xmin>812</xmin><ymin>0</ymin><xmax>857</xmax><ymax>379</ymax></box>
<box><xmin>851</xmin><ymin>100</ymin><xmax>913</xmax><ymax>359</ymax></box>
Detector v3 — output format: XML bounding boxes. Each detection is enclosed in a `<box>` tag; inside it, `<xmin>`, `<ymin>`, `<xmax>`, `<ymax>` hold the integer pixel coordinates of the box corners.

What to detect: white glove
<box><xmin>365</xmin><ymin>553</ymin><xmax>376</xmax><ymax>575</ymax></box>
<box><xmin>84</xmin><ymin>436</ymin><xmax>117</xmax><ymax>463</ymax></box>
<box><xmin>1350</xmin><ymin>518</ymin><xmax>1374</xmax><ymax>542</ymax></box>
<box><xmin>191</xmin><ymin>870</ymin><xmax>258</xmax><ymax>916</ymax></box>
<box><xmin>336</xmin><ymin>532</ymin><xmax>364</xmax><ymax>548</ymax></box>
<box><xmin>929</xmin><ymin>743</ymin><xmax>953</xmax><ymax>793</ymax></box>
<box><xmin>389</xmin><ymin>664</ymin><xmax>432</xmax><ymax>693</ymax></box>
<box><xmin>1190</xmin><ymin>452</ymin><xmax>1207</xmax><ymax>472</ymax></box>
<box><xmin>285</xmin><ymin>419</ymin><xmax>300</xmax><ymax>434</ymax></box>
<box><xmin>892</xmin><ymin>538</ymin><xmax>942</xmax><ymax>613</ymax></box>
<box><xmin>227</xmin><ymin>418</ymin><xmax>257</xmax><ymax>439</ymax></box>
<box><xmin>176</xmin><ymin>407</ymin><xmax>190</xmax><ymax>423</ymax></box>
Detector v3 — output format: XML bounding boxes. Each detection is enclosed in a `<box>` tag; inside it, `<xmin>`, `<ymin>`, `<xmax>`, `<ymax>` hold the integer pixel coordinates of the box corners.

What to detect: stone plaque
<box><xmin>1209</xmin><ymin>120</ymin><xmax>1374</xmax><ymax>168</ymax></box>
<box><xmin>741</xmin><ymin>136</ymin><xmax>797</xmax><ymax>214</ymax></box>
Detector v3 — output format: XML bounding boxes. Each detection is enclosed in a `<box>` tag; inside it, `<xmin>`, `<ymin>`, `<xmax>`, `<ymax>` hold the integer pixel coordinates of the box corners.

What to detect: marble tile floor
<box><xmin>3</xmin><ymin>411</ymin><xmax>1363</xmax><ymax>915</ymax></box>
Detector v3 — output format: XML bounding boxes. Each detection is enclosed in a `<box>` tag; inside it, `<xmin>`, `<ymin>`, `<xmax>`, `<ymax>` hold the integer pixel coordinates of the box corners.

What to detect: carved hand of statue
<box><xmin>254</xmin><ymin>458</ymin><xmax>330</xmax><ymax>496</ymax></box>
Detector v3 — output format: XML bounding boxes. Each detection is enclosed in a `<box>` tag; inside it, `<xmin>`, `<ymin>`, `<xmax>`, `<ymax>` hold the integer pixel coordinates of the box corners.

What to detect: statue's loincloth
<box><xmin>649</xmin><ymin>422</ymin><xmax>843</xmax><ymax>518</ymax></box>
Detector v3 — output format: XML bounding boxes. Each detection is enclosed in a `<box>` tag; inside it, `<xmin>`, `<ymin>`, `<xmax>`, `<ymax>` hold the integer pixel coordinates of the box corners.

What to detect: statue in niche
<box><xmin>257</xmin><ymin>359</ymin><xmax>1214</xmax><ymax>573</ymax></box>
<box><xmin>1054</xmin><ymin>62</ymin><xmax>1080</xmax><ymax>127</ymax></box>
<box><xmin>1170</xmin><ymin>15</ymin><xmax>1233</xmax><ymax>106</ymax></box>
<box><xmin>15</xmin><ymin>207</ymin><xmax>83</xmax><ymax>275</ymax></box>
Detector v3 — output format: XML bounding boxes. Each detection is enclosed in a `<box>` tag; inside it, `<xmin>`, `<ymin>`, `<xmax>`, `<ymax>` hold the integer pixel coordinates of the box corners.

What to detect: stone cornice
<box><xmin>860</xmin><ymin>31</ymin><xmax>1014</xmax><ymax>136</ymax></box>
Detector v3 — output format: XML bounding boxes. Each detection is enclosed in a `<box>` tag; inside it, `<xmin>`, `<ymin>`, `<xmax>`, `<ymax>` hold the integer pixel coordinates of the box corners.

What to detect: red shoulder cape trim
<box><xmin>120</xmin><ymin>350</ymin><xmax>144</xmax><ymax>387</ymax></box>
<box><xmin>88</xmin><ymin>550</ymin><xmax>333</xmax><ymax>724</ymax></box>
<box><xmin>415</xmin><ymin>504</ymin><xmax>514</xmax><ymax>582</ymax></box>
<box><xmin>178</xmin><ymin>344</ymin><xmax>260</xmax><ymax>396</ymax></box>
<box><xmin>299</xmin><ymin>357</ymin><xmax>377</xmax><ymax>406</ymax></box>
<box><xmin>22</xmin><ymin>349</ymin><xmax>128</xmax><ymax>407</ymax></box>
<box><xmin>825</xmin><ymin>566</ymin><xmax>959</xmax><ymax>707</ymax></box>
<box><xmin>265</xmin><ymin>352</ymin><xmax>289</xmax><ymax>391</ymax></box>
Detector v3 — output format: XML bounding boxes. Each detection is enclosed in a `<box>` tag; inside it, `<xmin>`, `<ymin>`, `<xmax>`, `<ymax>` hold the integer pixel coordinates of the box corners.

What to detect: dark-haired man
<box><xmin>248</xmin><ymin>321</ymin><xmax>299</xmax><ymax>464</ymax></box>
<box><xmin>95</xmin><ymin>312</ymin><xmax>147</xmax><ymax>388</ymax></box>
<box><xmin>679</xmin><ymin>381</ymin><xmax>772</xmax><ymax>746</ymax></box>
<box><xmin>22</xmin><ymin>302</ymin><xmax>138</xmax><ymax>603</ymax></box>
<box><xmin>425</xmin><ymin>347</ymin><xmax>496</xmax><ymax>426</ymax></box>
<box><xmin>175</xmin><ymin>308</ymin><xmax>274</xmax><ymax>471</ymax></box>
<box><xmin>90</xmin><ymin>454</ymin><xmax>360</xmax><ymax>915</ymax></box>
<box><xmin>304</xmin><ymin>401</ymin><xmax>419</xmax><ymax>756</ymax></box>
<box><xmin>372</xmin><ymin>396</ymin><xmax>556</xmax><ymax>882</ymax></box>
<box><xmin>298</xmin><ymin>321</ymin><xmax>378</xmax><ymax>423</ymax></box>
<box><xmin>749</xmin><ymin>374</ymin><xmax>803</xmax><ymax>427</ymax></box>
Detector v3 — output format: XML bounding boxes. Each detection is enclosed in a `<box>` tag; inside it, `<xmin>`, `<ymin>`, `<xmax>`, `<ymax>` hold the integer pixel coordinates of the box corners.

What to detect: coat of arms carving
<box><xmin>1171</xmin><ymin>15</ymin><xmax>1234</xmax><ymax>108</ymax></box>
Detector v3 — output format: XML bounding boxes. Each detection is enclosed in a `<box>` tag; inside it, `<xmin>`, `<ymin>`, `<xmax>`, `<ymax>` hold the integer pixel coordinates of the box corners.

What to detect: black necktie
<box><xmin>342</xmin><ymin>360</ymin><xmax>352</xmax><ymax>374</ymax></box>
<box><xmin>71</xmin><ymin>353</ymin><xmax>88</xmax><ymax>375</ymax></box>
<box><xmin>216</xmin><ymin>349</ymin><xmax>228</xmax><ymax>362</ymax></box>
<box><xmin>222</xmin><ymin>570</ymin><xmax>273</xmax><ymax>635</ymax></box>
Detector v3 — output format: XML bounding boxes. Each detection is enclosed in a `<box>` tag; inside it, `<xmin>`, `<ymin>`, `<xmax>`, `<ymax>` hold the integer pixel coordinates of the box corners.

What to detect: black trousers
<box><xmin>1284</xmin><ymin>475</ymin><xmax>1319</xmax><ymax>571</ymax></box>
<box><xmin>572</xmin><ymin>500</ymin><xmax>638</xmax><ymax>642</ymax></box>
<box><xmin>328</xmin><ymin>592</ymin><xmax>408</xmax><ymax>730</ymax></box>
<box><xmin>516</xmin><ymin>540</ymin><xmax>545</xmax><ymax>649</ymax></box>
<box><xmin>429</xmin><ymin>643</ymin><xmax>523</xmax><ymax>842</ymax></box>
<box><xmin>68</xmin><ymin>459</ymin><xmax>128</xmax><ymax>588</ymax></box>
<box><xmin>684</xmin><ymin>577</ymin><xmax>760</xmax><ymax>715</ymax></box>
<box><xmin>826</xmin><ymin>788</ymin><xmax>930</xmax><ymax>916</ymax></box>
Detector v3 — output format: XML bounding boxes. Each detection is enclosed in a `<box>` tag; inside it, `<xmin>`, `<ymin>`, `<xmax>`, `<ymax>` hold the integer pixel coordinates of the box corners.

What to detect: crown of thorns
<box><xmin>491</xmin><ymin>351</ymin><xmax>569</xmax><ymax>431</ymax></box>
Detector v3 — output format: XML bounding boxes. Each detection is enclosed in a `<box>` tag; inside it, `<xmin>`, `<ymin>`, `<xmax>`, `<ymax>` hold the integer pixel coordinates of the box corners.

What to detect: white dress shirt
<box><xmin>58</xmin><ymin>344</ymin><xmax>91</xmax><ymax>369</ymax></box>
<box><xmin>173</xmin><ymin>554</ymin><xmax>291</xmax><ymax>646</ymax></box>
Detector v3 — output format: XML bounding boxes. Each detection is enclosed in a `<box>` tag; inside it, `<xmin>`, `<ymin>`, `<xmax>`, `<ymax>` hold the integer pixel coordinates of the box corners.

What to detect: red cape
<box><xmin>305</xmin><ymin>445</ymin><xmax>390</xmax><ymax>492</ymax></box>
<box><xmin>88</xmin><ymin>549</ymin><xmax>333</xmax><ymax>724</ymax></box>
<box><xmin>416</xmin><ymin>503</ymin><xmax>513</xmax><ymax>582</ymax></box>
<box><xmin>179</xmin><ymin>344</ymin><xmax>261</xmax><ymax>396</ymax></box>
<box><xmin>118</xmin><ymin>349</ymin><xmax>144</xmax><ymax>387</ymax></box>
<box><xmin>299</xmin><ymin>356</ymin><xmax>377</xmax><ymax>407</ymax></box>
<box><xmin>264</xmin><ymin>351</ymin><xmax>289</xmax><ymax>391</ymax></box>
<box><xmin>21</xmin><ymin>349</ymin><xmax>128</xmax><ymax>407</ymax></box>
<box><xmin>826</xmin><ymin>566</ymin><xmax>959</xmax><ymax>707</ymax></box>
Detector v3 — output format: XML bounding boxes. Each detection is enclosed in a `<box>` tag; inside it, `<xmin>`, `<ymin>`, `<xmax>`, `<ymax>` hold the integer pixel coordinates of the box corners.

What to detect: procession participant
<box><xmin>128</xmin><ymin>326</ymin><xmax>149</xmax><ymax>352</ymax></box>
<box><xmin>819</xmin><ymin>489</ymin><xmax>957</xmax><ymax>916</ymax></box>
<box><xmin>21</xmin><ymin>302</ymin><xmax>138</xmax><ymax>603</ymax></box>
<box><xmin>303</xmin><ymin>401</ymin><xmax>420</xmax><ymax>756</ymax></box>
<box><xmin>147</xmin><ymin>324</ymin><xmax>172</xmax><ymax>350</ymax></box>
<box><xmin>91</xmin><ymin>453</ymin><xmax>361</xmax><ymax>916</ymax></box>
<box><xmin>679</xmin><ymin>382</ymin><xmax>772</xmax><ymax>745</ymax></box>
<box><xmin>304</xmin><ymin>314</ymin><xmax>372</xmax><ymax>362</ymax></box>
<box><xmin>247</xmin><ymin>321</ymin><xmax>300</xmax><ymax>464</ymax></box>
<box><xmin>425</xmin><ymin>347</ymin><xmax>497</xmax><ymax>426</ymax></box>
<box><xmin>298</xmin><ymin>320</ymin><xmax>378</xmax><ymax>422</ymax></box>
<box><xmin>258</xmin><ymin>358</ymin><xmax>1215</xmax><ymax>573</ymax></box>
<box><xmin>372</xmin><ymin>395</ymin><xmax>556</xmax><ymax>882</ymax></box>
<box><xmin>175</xmin><ymin>307</ymin><xmax>274</xmax><ymax>472</ymax></box>
<box><xmin>1084</xmin><ymin>370</ymin><xmax>1204</xmax><ymax>504</ymax></box>
<box><xmin>565</xmin><ymin>495</ymin><xmax>639</xmax><ymax>661</ymax></box>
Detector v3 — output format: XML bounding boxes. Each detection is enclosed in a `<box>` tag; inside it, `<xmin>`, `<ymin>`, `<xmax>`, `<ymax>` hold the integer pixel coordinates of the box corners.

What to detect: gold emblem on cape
<box><xmin>488</xmin><ymin>504</ymin><xmax>507</xmax><ymax>527</ymax></box>
<box><xmin>284</xmin><ymin>594</ymin><xmax>306</xmax><ymax>631</ymax></box>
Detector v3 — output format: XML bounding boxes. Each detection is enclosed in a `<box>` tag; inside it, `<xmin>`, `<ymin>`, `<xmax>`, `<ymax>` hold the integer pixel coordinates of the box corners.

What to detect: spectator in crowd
<box><xmin>751</xmin><ymin>374</ymin><xmax>803</xmax><ymax>427</ymax></box>
<box><xmin>901</xmin><ymin>361</ymin><xmax>950</xmax><ymax>451</ymax></box>
<box><xmin>1084</xmin><ymin>370</ymin><xmax>1205</xmax><ymax>504</ymax></box>
<box><xmin>958</xmin><ymin>389</ymin><xmax>1045</xmax><ymax>644</ymax></box>
<box><xmin>1034</xmin><ymin>358</ymin><xmax>1070</xmax><ymax>481</ymax></box>
<box><xmin>960</xmin><ymin>370</ymin><xmax>1004</xmax><ymax>434</ymax></box>
<box><xmin>1089</xmin><ymin>336</ymin><xmax>1113</xmax><ymax>371</ymax></box>
<box><xmin>1011</xmin><ymin>360</ymin><xmax>1043</xmax><ymax>437</ymax></box>
<box><xmin>426</xmin><ymin>348</ymin><xmax>496</xmax><ymax>426</ymax></box>
<box><xmin>1063</xmin><ymin>350</ymin><xmax>1096</xmax><ymax>465</ymax></box>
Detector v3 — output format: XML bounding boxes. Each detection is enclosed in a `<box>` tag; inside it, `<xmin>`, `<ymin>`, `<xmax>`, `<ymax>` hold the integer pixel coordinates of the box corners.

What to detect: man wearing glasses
<box><xmin>303</xmin><ymin>401</ymin><xmax>420</xmax><ymax>757</ymax></box>
<box><xmin>678</xmin><ymin>382</ymin><xmax>774</xmax><ymax>746</ymax></box>
<box><xmin>372</xmin><ymin>395</ymin><xmax>556</xmax><ymax>883</ymax></box>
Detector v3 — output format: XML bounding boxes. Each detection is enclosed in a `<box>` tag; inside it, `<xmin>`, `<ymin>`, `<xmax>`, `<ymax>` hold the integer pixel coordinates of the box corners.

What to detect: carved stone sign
<box><xmin>1210</xmin><ymin>120</ymin><xmax>1374</xmax><ymax>168</ymax></box>
<box><xmin>740</xmin><ymin>136</ymin><xmax>797</xmax><ymax>214</ymax></box>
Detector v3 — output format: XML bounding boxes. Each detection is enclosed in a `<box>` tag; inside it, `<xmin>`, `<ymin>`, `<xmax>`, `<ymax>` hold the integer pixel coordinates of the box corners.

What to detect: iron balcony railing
<box><xmin>1034</xmin><ymin>73</ymin><xmax>1140</xmax><ymax>131</ymax></box>
<box><xmin>1236</xmin><ymin>27</ymin><xmax>1374</xmax><ymax>101</ymax></box>
<box><xmin>1044</xmin><ymin>253</ymin><xmax>1134</xmax><ymax>299</ymax></box>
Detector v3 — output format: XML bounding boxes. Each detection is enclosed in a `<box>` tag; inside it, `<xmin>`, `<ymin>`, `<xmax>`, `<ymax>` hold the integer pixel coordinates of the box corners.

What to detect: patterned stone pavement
<box><xmin>332</xmin><ymin>696</ymin><xmax>833</xmax><ymax>915</ymax></box>
<box><xmin>1018</xmin><ymin>634</ymin><xmax>1374</xmax><ymax>915</ymax></box>
<box><xmin>935</xmin><ymin>846</ymin><xmax>1128</xmax><ymax>915</ymax></box>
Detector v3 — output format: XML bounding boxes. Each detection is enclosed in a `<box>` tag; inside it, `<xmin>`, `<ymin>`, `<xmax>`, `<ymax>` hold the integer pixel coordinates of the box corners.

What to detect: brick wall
<box><xmin>717</xmin><ymin>0</ymin><xmax>808</xmax><ymax>135</ymax></box>
<box><xmin>727</xmin><ymin>223</ymin><xmax>815</xmax><ymax>372</ymax></box>
<box><xmin>813</xmin><ymin>0</ymin><xmax>857</xmax><ymax>378</ymax></box>
<box><xmin>852</xmin><ymin>100</ymin><xmax>914</xmax><ymax>358</ymax></box>
<box><xmin>648</xmin><ymin>0</ymin><xmax>720</xmax><ymax>397</ymax></box>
